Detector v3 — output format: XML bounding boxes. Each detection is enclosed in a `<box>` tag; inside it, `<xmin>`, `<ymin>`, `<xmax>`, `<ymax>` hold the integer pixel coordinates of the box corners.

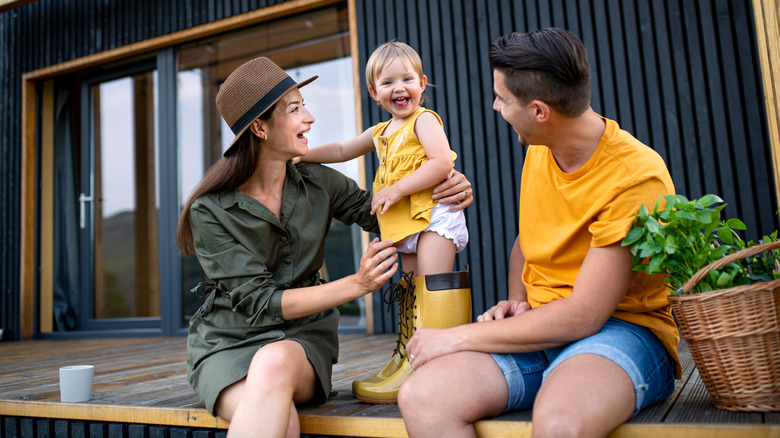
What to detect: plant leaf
<box><xmin>679</xmin><ymin>211</ymin><xmax>697</xmax><ymax>221</ymax></box>
<box><xmin>647</xmin><ymin>254</ymin><xmax>667</xmax><ymax>274</ymax></box>
<box><xmin>622</xmin><ymin>227</ymin><xmax>644</xmax><ymax>246</ymax></box>
<box><xmin>646</xmin><ymin>217</ymin><xmax>662</xmax><ymax>235</ymax></box>
<box><xmin>638</xmin><ymin>203</ymin><xmax>649</xmax><ymax>223</ymax></box>
<box><xmin>718</xmin><ymin>227</ymin><xmax>734</xmax><ymax>245</ymax></box>
<box><xmin>725</xmin><ymin>218</ymin><xmax>746</xmax><ymax>230</ymax></box>
<box><xmin>698</xmin><ymin>194</ymin><xmax>723</xmax><ymax>207</ymax></box>
<box><xmin>665</xmin><ymin>235</ymin><xmax>677</xmax><ymax>254</ymax></box>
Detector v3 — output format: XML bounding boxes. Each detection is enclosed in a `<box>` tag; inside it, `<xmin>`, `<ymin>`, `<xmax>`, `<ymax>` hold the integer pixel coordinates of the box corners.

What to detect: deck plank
<box><xmin>0</xmin><ymin>335</ymin><xmax>778</xmax><ymax>437</ymax></box>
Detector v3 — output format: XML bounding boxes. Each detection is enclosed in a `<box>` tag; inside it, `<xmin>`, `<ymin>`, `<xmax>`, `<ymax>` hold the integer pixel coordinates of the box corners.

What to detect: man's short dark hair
<box><xmin>489</xmin><ymin>28</ymin><xmax>591</xmax><ymax>118</ymax></box>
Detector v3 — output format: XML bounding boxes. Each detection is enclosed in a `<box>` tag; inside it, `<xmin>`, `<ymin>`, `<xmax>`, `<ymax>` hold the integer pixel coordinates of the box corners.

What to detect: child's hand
<box><xmin>371</xmin><ymin>186</ymin><xmax>403</xmax><ymax>215</ymax></box>
<box><xmin>290</xmin><ymin>155</ymin><xmax>305</xmax><ymax>164</ymax></box>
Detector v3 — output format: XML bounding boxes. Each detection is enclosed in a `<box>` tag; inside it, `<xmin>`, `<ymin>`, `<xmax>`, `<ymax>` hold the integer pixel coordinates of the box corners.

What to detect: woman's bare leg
<box><xmin>215</xmin><ymin>340</ymin><xmax>317</xmax><ymax>438</ymax></box>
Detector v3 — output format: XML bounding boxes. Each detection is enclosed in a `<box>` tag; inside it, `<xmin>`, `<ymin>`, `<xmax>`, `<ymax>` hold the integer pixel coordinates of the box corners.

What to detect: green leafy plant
<box><xmin>621</xmin><ymin>194</ymin><xmax>779</xmax><ymax>295</ymax></box>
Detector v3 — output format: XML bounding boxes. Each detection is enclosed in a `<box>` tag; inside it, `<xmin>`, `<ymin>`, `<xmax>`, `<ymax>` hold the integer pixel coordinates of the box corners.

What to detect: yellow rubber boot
<box><xmin>351</xmin><ymin>271</ymin><xmax>416</xmax><ymax>392</ymax></box>
<box><xmin>355</xmin><ymin>270</ymin><xmax>472</xmax><ymax>404</ymax></box>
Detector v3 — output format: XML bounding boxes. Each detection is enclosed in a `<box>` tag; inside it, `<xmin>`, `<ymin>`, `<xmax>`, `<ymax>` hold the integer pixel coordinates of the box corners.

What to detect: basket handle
<box><xmin>682</xmin><ymin>240</ymin><xmax>780</xmax><ymax>293</ymax></box>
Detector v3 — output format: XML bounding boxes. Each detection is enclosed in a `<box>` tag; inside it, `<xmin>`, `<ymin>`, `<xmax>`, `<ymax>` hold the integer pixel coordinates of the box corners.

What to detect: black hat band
<box><xmin>230</xmin><ymin>76</ymin><xmax>296</xmax><ymax>135</ymax></box>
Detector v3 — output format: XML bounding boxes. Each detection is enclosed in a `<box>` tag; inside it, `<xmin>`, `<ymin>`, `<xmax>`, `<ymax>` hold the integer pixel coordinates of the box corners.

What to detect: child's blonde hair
<box><xmin>365</xmin><ymin>40</ymin><xmax>426</xmax><ymax>104</ymax></box>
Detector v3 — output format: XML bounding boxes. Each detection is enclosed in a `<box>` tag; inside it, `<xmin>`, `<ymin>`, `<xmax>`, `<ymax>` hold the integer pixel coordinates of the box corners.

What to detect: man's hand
<box><xmin>477</xmin><ymin>300</ymin><xmax>530</xmax><ymax>322</ymax></box>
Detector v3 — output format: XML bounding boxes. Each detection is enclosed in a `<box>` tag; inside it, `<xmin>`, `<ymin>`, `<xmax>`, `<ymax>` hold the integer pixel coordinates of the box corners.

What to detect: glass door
<box><xmin>79</xmin><ymin>64</ymin><xmax>161</xmax><ymax>330</ymax></box>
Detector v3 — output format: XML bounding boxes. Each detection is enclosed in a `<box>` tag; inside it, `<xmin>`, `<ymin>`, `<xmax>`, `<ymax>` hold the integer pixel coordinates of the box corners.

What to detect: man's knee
<box><xmin>532</xmin><ymin>413</ymin><xmax>586</xmax><ymax>438</ymax></box>
<box><xmin>397</xmin><ymin>371</ymin><xmax>425</xmax><ymax>413</ymax></box>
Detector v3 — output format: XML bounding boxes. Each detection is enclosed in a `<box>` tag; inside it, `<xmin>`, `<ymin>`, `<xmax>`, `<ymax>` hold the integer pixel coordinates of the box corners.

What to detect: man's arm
<box><xmin>477</xmin><ymin>236</ymin><xmax>529</xmax><ymax>322</ymax></box>
<box><xmin>507</xmin><ymin>236</ymin><xmax>528</xmax><ymax>302</ymax></box>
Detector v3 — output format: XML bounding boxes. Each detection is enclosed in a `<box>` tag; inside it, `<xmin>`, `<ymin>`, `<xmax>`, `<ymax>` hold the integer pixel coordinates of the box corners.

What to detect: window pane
<box><xmin>92</xmin><ymin>71</ymin><xmax>160</xmax><ymax>319</ymax></box>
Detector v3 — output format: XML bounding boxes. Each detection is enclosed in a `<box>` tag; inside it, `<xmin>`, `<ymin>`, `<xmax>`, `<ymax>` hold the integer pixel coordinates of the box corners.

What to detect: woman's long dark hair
<box><xmin>176</xmin><ymin>112</ymin><xmax>270</xmax><ymax>256</ymax></box>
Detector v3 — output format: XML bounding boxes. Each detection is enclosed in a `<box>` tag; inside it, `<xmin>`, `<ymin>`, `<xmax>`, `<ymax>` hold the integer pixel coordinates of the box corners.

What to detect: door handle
<box><xmin>79</xmin><ymin>193</ymin><xmax>93</xmax><ymax>229</ymax></box>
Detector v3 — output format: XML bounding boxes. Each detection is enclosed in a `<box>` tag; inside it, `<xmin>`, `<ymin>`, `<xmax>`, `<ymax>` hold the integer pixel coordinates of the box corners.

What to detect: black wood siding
<box><xmin>355</xmin><ymin>0</ymin><xmax>779</xmax><ymax>333</ymax></box>
<box><xmin>0</xmin><ymin>0</ymin><xmax>777</xmax><ymax>339</ymax></box>
<box><xmin>1</xmin><ymin>416</ymin><xmax>226</xmax><ymax>438</ymax></box>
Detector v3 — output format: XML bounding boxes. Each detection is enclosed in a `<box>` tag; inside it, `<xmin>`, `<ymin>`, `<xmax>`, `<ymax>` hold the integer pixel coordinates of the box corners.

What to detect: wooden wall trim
<box><xmin>752</xmin><ymin>0</ymin><xmax>780</xmax><ymax>210</ymax></box>
<box><xmin>0</xmin><ymin>0</ymin><xmax>37</xmax><ymax>14</ymax></box>
<box><xmin>20</xmin><ymin>78</ymin><xmax>36</xmax><ymax>340</ymax></box>
<box><xmin>39</xmin><ymin>80</ymin><xmax>54</xmax><ymax>334</ymax></box>
<box><xmin>17</xmin><ymin>0</ymin><xmax>346</xmax><ymax>340</ymax></box>
<box><xmin>0</xmin><ymin>400</ymin><xmax>229</xmax><ymax>429</ymax></box>
<box><xmin>21</xmin><ymin>0</ymin><xmax>340</xmax><ymax>82</ymax></box>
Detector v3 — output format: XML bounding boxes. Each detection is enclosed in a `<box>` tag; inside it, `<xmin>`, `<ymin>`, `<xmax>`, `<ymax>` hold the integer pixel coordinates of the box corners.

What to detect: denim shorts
<box><xmin>490</xmin><ymin>317</ymin><xmax>675</xmax><ymax>417</ymax></box>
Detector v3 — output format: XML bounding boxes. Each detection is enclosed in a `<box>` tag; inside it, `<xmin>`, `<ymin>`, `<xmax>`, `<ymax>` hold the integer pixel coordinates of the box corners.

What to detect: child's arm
<box><xmin>298</xmin><ymin>127</ymin><xmax>375</xmax><ymax>163</ymax></box>
<box><xmin>371</xmin><ymin>112</ymin><xmax>454</xmax><ymax>215</ymax></box>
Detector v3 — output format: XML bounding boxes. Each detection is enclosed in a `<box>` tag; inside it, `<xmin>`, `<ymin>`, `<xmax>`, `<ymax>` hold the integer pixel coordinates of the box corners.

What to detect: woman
<box><xmin>175</xmin><ymin>57</ymin><xmax>473</xmax><ymax>438</ymax></box>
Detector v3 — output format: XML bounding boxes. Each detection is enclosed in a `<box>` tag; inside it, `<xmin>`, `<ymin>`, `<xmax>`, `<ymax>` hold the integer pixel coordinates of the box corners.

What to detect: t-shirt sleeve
<box><xmin>589</xmin><ymin>176</ymin><xmax>672</xmax><ymax>248</ymax></box>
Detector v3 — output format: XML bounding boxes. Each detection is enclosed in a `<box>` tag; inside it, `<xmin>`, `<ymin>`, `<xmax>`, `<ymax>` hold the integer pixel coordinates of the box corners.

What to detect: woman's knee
<box><xmin>247</xmin><ymin>341</ymin><xmax>305</xmax><ymax>384</ymax></box>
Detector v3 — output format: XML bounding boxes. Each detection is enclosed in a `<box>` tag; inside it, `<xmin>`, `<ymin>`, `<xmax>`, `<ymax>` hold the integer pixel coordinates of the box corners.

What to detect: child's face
<box><xmin>370</xmin><ymin>56</ymin><xmax>427</xmax><ymax>120</ymax></box>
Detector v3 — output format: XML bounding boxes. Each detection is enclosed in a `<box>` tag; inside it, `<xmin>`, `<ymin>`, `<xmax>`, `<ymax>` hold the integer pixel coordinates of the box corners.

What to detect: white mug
<box><xmin>59</xmin><ymin>365</ymin><xmax>94</xmax><ymax>402</ymax></box>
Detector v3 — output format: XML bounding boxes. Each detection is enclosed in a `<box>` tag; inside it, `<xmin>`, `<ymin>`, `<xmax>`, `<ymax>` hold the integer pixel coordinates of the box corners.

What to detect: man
<box><xmin>398</xmin><ymin>28</ymin><xmax>681</xmax><ymax>438</ymax></box>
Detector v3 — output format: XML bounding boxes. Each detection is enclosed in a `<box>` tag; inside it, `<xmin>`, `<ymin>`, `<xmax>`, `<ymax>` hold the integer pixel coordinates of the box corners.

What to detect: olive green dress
<box><xmin>186</xmin><ymin>162</ymin><xmax>379</xmax><ymax>415</ymax></box>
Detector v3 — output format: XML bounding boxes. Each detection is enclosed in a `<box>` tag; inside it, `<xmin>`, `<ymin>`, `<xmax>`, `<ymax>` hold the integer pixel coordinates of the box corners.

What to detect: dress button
<box><xmin>381</xmin><ymin>177</ymin><xmax>384</xmax><ymax>183</ymax></box>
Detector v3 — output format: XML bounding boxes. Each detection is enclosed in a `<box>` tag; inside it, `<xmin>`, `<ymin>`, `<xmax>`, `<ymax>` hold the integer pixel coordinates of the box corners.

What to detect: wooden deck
<box><xmin>0</xmin><ymin>334</ymin><xmax>778</xmax><ymax>437</ymax></box>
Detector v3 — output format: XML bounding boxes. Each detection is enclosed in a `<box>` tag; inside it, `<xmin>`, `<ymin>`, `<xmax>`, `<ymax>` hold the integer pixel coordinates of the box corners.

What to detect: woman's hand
<box><xmin>354</xmin><ymin>237</ymin><xmax>399</xmax><ymax>294</ymax></box>
<box><xmin>433</xmin><ymin>169</ymin><xmax>473</xmax><ymax>211</ymax></box>
<box><xmin>477</xmin><ymin>300</ymin><xmax>531</xmax><ymax>322</ymax></box>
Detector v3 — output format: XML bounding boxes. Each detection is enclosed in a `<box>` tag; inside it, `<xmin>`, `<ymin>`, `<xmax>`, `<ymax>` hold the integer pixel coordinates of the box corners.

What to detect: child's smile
<box><xmin>393</xmin><ymin>96</ymin><xmax>410</xmax><ymax>107</ymax></box>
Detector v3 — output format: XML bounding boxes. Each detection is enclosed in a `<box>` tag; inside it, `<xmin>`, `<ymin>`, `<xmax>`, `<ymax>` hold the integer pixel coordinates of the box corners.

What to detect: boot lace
<box><xmin>383</xmin><ymin>269</ymin><xmax>416</xmax><ymax>359</ymax></box>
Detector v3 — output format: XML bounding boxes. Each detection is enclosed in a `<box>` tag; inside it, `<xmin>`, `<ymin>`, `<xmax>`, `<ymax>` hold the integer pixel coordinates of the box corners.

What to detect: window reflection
<box><xmin>92</xmin><ymin>71</ymin><xmax>160</xmax><ymax>319</ymax></box>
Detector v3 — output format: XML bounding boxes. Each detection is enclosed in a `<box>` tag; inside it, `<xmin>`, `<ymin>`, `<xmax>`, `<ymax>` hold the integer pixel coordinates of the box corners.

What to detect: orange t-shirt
<box><xmin>519</xmin><ymin>117</ymin><xmax>681</xmax><ymax>377</ymax></box>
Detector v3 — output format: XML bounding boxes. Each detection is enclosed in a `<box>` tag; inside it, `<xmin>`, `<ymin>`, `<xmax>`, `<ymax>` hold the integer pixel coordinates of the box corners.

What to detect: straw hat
<box><xmin>216</xmin><ymin>56</ymin><xmax>317</xmax><ymax>154</ymax></box>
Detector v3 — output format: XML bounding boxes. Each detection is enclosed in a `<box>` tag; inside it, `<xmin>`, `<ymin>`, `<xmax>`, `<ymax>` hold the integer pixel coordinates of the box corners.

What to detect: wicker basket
<box><xmin>669</xmin><ymin>240</ymin><xmax>780</xmax><ymax>412</ymax></box>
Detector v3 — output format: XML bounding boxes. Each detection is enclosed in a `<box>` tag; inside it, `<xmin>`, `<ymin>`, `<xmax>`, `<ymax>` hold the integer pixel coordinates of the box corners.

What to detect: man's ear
<box><xmin>531</xmin><ymin>100</ymin><xmax>551</xmax><ymax>122</ymax></box>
